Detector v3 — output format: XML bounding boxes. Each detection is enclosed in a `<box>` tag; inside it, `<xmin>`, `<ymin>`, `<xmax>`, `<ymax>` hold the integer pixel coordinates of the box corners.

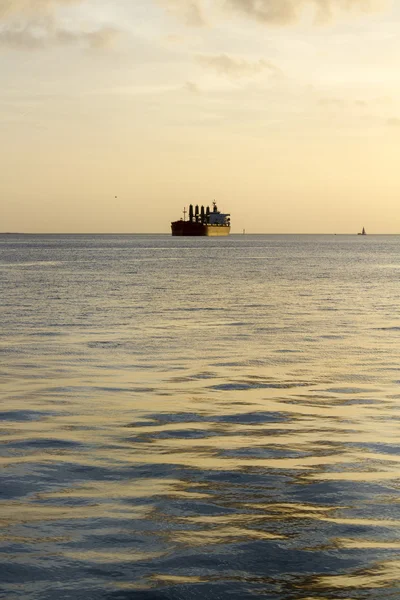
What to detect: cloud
<box><xmin>159</xmin><ymin>0</ymin><xmax>384</xmax><ymax>26</ymax></box>
<box><xmin>0</xmin><ymin>25</ymin><xmax>119</xmax><ymax>50</ymax></box>
<box><xmin>196</xmin><ymin>53</ymin><xmax>280</xmax><ymax>78</ymax></box>
<box><xmin>184</xmin><ymin>80</ymin><xmax>201</xmax><ymax>93</ymax></box>
<box><xmin>0</xmin><ymin>28</ymin><xmax>43</xmax><ymax>49</ymax></box>
<box><xmin>55</xmin><ymin>25</ymin><xmax>119</xmax><ymax>49</ymax></box>
<box><xmin>0</xmin><ymin>0</ymin><xmax>81</xmax><ymax>18</ymax></box>
<box><xmin>159</xmin><ymin>0</ymin><xmax>207</xmax><ymax>26</ymax></box>
<box><xmin>224</xmin><ymin>0</ymin><xmax>380</xmax><ymax>25</ymax></box>
<box><xmin>0</xmin><ymin>0</ymin><xmax>120</xmax><ymax>50</ymax></box>
<box><xmin>164</xmin><ymin>33</ymin><xmax>186</xmax><ymax>44</ymax></box>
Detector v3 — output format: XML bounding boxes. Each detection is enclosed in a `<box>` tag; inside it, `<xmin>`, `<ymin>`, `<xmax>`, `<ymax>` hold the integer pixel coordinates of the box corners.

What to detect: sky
<box><xmin>1</xmin><ymin>0</ymin><xmax>400</xmax><ymax>233</ymax></box>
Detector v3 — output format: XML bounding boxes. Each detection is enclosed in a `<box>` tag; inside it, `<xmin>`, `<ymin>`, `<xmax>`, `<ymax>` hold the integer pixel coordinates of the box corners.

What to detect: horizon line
<box><xmin>0</xmin><ymin>232</ymin><xmax>391</xmax><ymax>236</ymax></box>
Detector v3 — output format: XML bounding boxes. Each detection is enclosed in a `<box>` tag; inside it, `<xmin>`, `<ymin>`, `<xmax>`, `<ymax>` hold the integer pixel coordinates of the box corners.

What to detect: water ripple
<box><xmin>2</xmin><ymin>234</ymin><xmax>400</xmax><ymax>599</ymax></box>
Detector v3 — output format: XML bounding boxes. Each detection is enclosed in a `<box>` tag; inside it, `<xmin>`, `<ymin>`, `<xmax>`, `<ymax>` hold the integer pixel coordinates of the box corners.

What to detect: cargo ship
<box><xmin>171</xmin><ymin>202</ymin><xmax>230</xmax><ymax>236</ymax></box>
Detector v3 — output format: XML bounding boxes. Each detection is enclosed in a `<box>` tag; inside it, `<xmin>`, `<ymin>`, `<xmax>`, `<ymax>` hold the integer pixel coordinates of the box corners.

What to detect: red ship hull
<box><xmin>171</xmin><ymin>221</ymin><xmax>230</xmax><ymax>236</ymax></box>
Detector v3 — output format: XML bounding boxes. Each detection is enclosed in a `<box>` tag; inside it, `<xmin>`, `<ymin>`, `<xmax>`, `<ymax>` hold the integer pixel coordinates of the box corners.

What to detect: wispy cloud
<box><xmin>196</xmin><ymin>53</ymin><xmax>280</xmax><ymax>79</ymax></box>
<box><xmin>0</xmin><ymin>0</ymin><xmax>120</xmax><ymax>50</ymax></box>
<box><xmin>0</xmin><ymin>25</ymin><xmax>120</xmax><ymax>50</ymax></box>
<box><xmin>224</xmin><ymin>0</ymin><xmax>381</xmax><ymax>25</ymax></box>
<box><xmin>159</xmin><ymin>0</ymin><xmax>207</xmax><ymax>26</ymax></box>
<box><xmin>184</xmin><ymin>80</ymin><xmax>201</xmax><ymax>93</ymax></box>
<box><xmin>0</xmin><ymin>0</ymin><xmax>81</xmax><ymax>18</ymax></box>
<box><xmin>159</xmin><ymin>0</ymin><xmax>385</xmax><ymax>26</ymax></box>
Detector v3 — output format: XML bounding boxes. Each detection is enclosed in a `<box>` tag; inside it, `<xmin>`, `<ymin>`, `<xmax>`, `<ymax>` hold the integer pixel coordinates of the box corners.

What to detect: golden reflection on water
<box><xmin>62</xmin><ymin>550</ymin><xmax>167</xmax><ymax>563</ymax></box>
<box><xmin>2</xmin><ymin>374</ymin><xmax>400</xmax><ymax>599</ymax></box>
<box><xmin>337</xmin><ymin>539</ymin><xmax>400</xmax><ymax>549</ymax></box>
<box><xmin>0</xmin><ymin>502</ymin><xmax>149</xmax><ymax>526</ymax></box>
<box><xmin>2</xmin><ymin>234</ymin><xmax>400</xmax><ymax>598</ymax></box>
<box><xmin>38</xmin><ymin>479</ymin><xmax>210</xmax><ymax>500</ymax></box>
<box><xmin>315</xmin><ymin>560</ymin><xmax>400</xmax><ymax>589</ymax></box>
<box><xmin>171</xmin><ymin>526</ymin><xmax>284</xmax><ymax>545</ymax></box>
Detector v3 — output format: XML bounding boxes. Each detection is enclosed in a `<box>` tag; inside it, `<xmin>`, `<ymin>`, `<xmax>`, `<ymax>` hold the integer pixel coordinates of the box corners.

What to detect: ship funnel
<box><xmin>200</xmin><ymin>205</ymin><xmax>205</xmax><ymax>223</ymax></box>
<box><xmin>189</xmin><ymin>204</ymin><xmax>194</xmax><ymax>222</ymax></box>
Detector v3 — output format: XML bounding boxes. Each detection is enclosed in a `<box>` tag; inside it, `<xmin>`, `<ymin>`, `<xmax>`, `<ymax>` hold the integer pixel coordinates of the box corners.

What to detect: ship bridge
<box><xmin>209</xmin><ymin>211</ymin><xmax>230</xmax><ymax>225</ymax></box>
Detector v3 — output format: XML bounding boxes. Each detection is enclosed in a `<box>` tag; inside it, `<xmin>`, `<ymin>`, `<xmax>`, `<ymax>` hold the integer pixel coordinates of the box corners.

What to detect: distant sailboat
<box><xmin>358</xmin><ymin>227</ymin><xmax>367</xmax><ymax>235</ymax></box>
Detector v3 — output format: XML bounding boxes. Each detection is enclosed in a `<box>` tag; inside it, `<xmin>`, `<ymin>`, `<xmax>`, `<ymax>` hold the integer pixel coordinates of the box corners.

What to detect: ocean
<box><xmin>1</xmin><ymin>233</ymin><xmax>400</xmax><ymax>600</ymax></box>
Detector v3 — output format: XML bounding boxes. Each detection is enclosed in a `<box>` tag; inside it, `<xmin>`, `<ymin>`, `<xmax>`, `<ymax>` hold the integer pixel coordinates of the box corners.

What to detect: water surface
<box><xmin>1</xmin><ymin>234</ymin><xmax>400</xmax><ymax>599</ymax></box>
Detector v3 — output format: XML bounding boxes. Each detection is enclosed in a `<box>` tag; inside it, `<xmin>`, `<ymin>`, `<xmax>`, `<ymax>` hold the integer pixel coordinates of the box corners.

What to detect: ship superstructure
<box><xmin>171</xmin><ymin>202</ymin><xmax>230</xmax><ymax>236</ymax></box>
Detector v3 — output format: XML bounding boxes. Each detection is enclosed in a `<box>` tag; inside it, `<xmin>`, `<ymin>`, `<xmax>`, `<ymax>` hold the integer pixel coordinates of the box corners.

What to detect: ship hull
<box><xmin>171</xmin><ymin>221</ymin><xmax>230</xmax><ymax>236</ymax></box>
